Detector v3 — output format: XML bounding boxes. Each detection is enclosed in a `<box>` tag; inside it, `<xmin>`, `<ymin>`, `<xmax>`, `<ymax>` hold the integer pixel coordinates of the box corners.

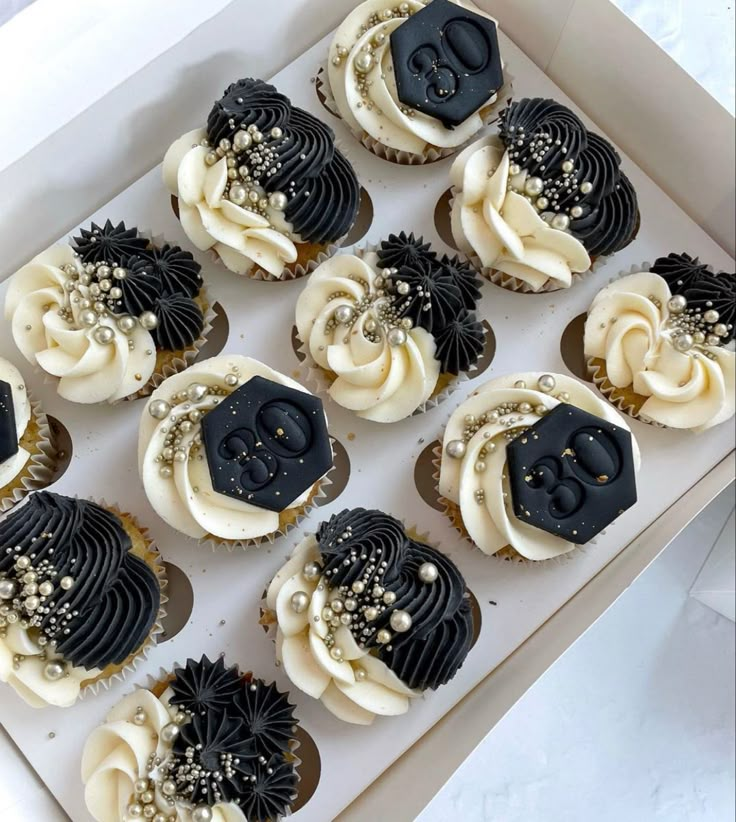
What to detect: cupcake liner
<box><xmin>447</xmin><ymin>190</ymin><xmax>609</xmax><ymax>293</ymax></box>
<box><xmin>79</xmin><ymin>500</ymin><xmax>168</xmax><ymax>698</ymax></box>
<box><xmin>199</xmin><ymin>446</ymin><xmax>339</xmax><ymax>553</ymax></box>
<box><xmin>0</xmin><ymin>397</ymin><xmax>57</xmax><ymax>513</ymax></box>
<box><xmin>316</xmin><ymin>64</ymin><xmax>514</xmax><ymax>166</ymax></box>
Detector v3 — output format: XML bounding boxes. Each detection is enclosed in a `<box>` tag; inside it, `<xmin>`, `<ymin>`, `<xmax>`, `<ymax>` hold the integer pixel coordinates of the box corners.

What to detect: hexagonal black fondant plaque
<box><xmin>506</xmin><ymin>404</ymin><xmax>637</xmax><ymax>544</ymax></box>
<box><xmin>0</xmin><ymin>380</ymin><xmax>19</xmax><ymax>466</ymax></box>
<box><xmin>200</xmin><ymin>376</ymin><xmax>332</xmax><ymax>512</ymax></box>
<box><xmin>390</xmin><ymin>0</ymin><xmax>503</xmax><ymax>128</ymax></box>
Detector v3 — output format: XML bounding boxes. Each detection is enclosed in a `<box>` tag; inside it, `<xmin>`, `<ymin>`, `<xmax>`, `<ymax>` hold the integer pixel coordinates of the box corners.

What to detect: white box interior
<box><xmin>0</xmin><ymin>23</ymin><xmax>734</xmax><ymax>822</ymax></box>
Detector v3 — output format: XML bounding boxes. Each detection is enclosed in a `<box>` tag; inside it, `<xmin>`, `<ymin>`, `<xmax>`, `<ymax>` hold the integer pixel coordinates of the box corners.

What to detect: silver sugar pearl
<box><xmin>538</xmin><ymin>374</ymin><xmax>556</xmax><ymax>393</ymax></box>
<box><xmin>387</xmin><ymin>327</ymin><xmax>407</xmax><ymax>347</ymax></box>
<box><xmin>668</xmin><ymin>294</ymin><xmax>688</xmax><ymax>314</ymax></box>
<box><xmin>524</xmin><ymin>176</ymin><xmax>544</xmax><ymax>197</ymax></box>
<box><xmin>192</xmin><ymin>807</ymin><xmax>214</xmax><ymax>822</ymax></box>
<box><xmin>382</xmin><ymin>591</ymin><xmax>397</xmax><ymax>605</ymax></box>
<box><xmin>0</xmin><ymin>579</ymin><xmax>17</xmax><ymax>600</ymax></box>
<box><xmin>268</xmin><ymin>192</ymin><xmax>288</xmax><ymax>211</ymax></box>
<box><xmin>674</xmin><ymin>333</ymin><xmax>694</xmax><ymax>352</ymax></box>
<box><xmin>334</xmin><ymin>305</ymin><xmax>355</xmax><ymax>325</ymax></box>
<box><xmin>160</xmin><ymin>722</ymin><xmax>180</xmax><ymax>743</ymax></box>
<box><xmin>376</xmin><ymin>629</ymin><xmax>392</xmax><ymax>645</ymax></box>
<box><xmin>551</xmin><ymin>213</ymin><xmax>570</xmax><ymax>231</ymax></box>
<box><xmin>303</xmin><ymin>561</ymin><xmax>322</xmax><ymax>581</ymax></box>
<box><xmin>79</xmin><ymin>309</ymin><xmax>98</xmax><ymax>328</ymax></box>
<box><xmin>291</xmin><ymin>591</ymin><xmax>310</xmax><ymax>613</ymax></box>
<box><xmin>149</xmin><ymin>399</ymin><xmax>171</xmax><ymax>420</ymax></box>
<box><xmin>418</xmin><ymin>562</ymin><xmax>438</xmax><ymax>583</ymax></box>
<box><xmin>445</xmin><ymin>439</ymin><xmax>466</xmax><ymax>459</ymax></box>
<box><xmin>43</xmin><ymin>660</ymin><xmax>67</xmax><ymax>681</ymax></box>
<box><xmin>139</xmin><ymin>311</ymin><xmax>159</xmax><ymax>331</ymax></box>
<box><xmin>703</xmin><ymin>309</ymin><xmax>720</xmax><ymax>325</ymax></box>
<box><xmin>389</xmin><ymin>609</ymin><xmax>412</xmax><ymax>633</ymax></box>
<box><xmin>187</xmin><ymin>383</ymin><xmax>209</xmax><ymax>402</ymax></box>
<box><xmin>60</xmin><ymin>576</ymin><xmax>74</xmax><ymax>590</ymax></box>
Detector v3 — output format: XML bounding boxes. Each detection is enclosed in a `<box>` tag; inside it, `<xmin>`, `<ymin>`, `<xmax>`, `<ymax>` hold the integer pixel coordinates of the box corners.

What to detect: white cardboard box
<box><xmin>0</xmin><ymin>2</ymin><xmax>734</xmax><ymax>820</ymax></box>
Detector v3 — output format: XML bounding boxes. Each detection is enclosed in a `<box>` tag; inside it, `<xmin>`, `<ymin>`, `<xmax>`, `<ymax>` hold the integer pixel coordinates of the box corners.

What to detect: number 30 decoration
<box><xmin>390</xmin><ymin>0</ymin><xmax>504</xmax><ymax>128</ymax></box>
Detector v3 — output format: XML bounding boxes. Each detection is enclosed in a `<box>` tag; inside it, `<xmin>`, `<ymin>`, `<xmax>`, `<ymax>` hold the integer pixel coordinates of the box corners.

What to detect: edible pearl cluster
<box><xmin>324</xmin><ymin>271</ymin><xmax>413</xmax><ymax>348</ymax></box>
<box><xmin>201</xmin><ymin>124</ymin><xmax>290</xmax><ymax>221</ymax></box>
<box><xmin>663</xmin><ymin>293</ymin><xmax>732</xmax><ymax>356</ymax></box>
<box><xmin>0</xmin><ymin>542</ymin><xmax>76</xmax><ymax>681</ymax></box>
<box><xmin>331</xmin><ymin>3</ymin><xmax>420</xmax><ymax>116</ymax></box>
<box><xmin>148</xmin><ymin>374</ymin><xmax>242</xmax><ymax>481</ymax></box>
<box><xmin>58</xmin><ymin>259</ymin><xmax>159</xmax><ymax>349</ymax></box>
<box><xmin>504</xmin><ymin>123</ymin><xmax>598</xmax><ymax>231</ymax></box>
<box><xmin>290</xmin><ymin>530</ymin><xmax>439</xmax><ymax>661</ymax></box>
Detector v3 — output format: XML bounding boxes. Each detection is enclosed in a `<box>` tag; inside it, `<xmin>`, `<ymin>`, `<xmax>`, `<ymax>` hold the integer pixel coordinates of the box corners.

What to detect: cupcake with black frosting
<box><xmin>0</xmin><ymin>492</ymin><xmax>164</xmax><ymax>708</ymax></box>
<box><xmin>450</xmin><ymin>98</ymin><xmax>640</xmax><ymax>292</ymax></box>
<box><xmin>163</xmin><ymin>78</ymin><xmax>361</xmax><ymax>281</ymax></box>
<box><xmin>0</xmin><ymin>357</ymin><xmax>57</xmax><ymax>512</ymax></box>
<box><xmin>323</xmin><ymin>0</ymin><xmax>512</xmax><ymax>165</ymax></box>
<box><xmin>296</xmin><ymin>232</ymin><xmax>488</xmax><ymax>422</ymax></box>
<box><xmin>265</xmin><ymin>509</ymin><xmax>474</xmax><ymax>724</ymax></box>
<box><xmin>4</xmin><ymin>220</ymin><xmax>211</xmax><ymax>404</ymax></box>
<box><xmin>585</xmin><ymin>254</ymin><xmax>735</xmax><ymax>431</ymax></box>
<box><xmin>82</xmin><ymin>655</ymin><xmax>306</xmax><ymax>822</ymax></box>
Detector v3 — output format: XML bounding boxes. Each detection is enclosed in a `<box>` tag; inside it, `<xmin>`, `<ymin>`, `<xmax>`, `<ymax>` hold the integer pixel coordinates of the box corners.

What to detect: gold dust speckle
<box><xmin>347</xmin><ymin>433</ymin><xmax>356</xmax><ymax>441</ymax></box>
<box><xmin>135</xmin><ymin>373</ymin><xmax>142</xmax><ymax>381</ymax></box>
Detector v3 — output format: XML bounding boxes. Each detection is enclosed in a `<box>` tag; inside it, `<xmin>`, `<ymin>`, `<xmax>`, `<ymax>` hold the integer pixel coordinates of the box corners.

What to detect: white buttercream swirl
<box><xmin>450</xmin><ymin>137</ymin><xmax>591</xmax><ymax>291</ymax></box>
<box><xmin>328</xmin><ymin>0</ymin><xmax>503</xmax><ymax>157</ymax></box>
<box><xmin>4</xmin><ymin>245</ymin><xmax>156</xmax><ymax>403</ymax></box>
<box><xmin>0</xmin><ymin>623</ymin><xmax>97</xmax><ymax>708</ymax></box>
<box><xmin>584</xmin><ymin>271</ymin><xmax>736</xmax><ymax>431</ymax></box>
<box><xmin>295</xmin><ymin>253</ymin><xmax>440</xmax><ymax>423</ymax></box>
<box><xmin>139</xmin><ymin>356</ymin><xmax>329</xmax><ymax>541</ymax></box>
<box><xmin>439</xmin><ymin>373</ymin><xmax>641</xmax><ymax>560</ymax></box>
<box><xmin>163</xmin><ymin>128</ymin><xmax>298</xmax><ymax>278</ymax></box>
<box><xmin>82</xmin><ymin>688</ymin><xmax>245</xmax><ymax>822</ymax></box>
<box><xmin>0</xmin><ymin>357</ymin><xmax>32</xmax><ymax>490</ymax></box>
<box><xmin>268</xmin><ymin>536</ymin><xmax>420</xmax><ymax>725</ymax></box>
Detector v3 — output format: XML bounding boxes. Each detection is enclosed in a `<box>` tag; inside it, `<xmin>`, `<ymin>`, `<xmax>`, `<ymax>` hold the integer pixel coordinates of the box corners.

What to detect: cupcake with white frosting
<box><xmin>295</xmin><ymin>232</ymin><xmax>488</xmax><ymax>423</ymax></box>
<box><xmin>139</xmin><ymin>355</ymin><xmax>334</xmax><ymax>548</ymax></box>
<box><xmin>265</xmin><ymin>508</ymin><xmax>474</xmax><ymax>725</ymax></box>
<box><xmin>584</xmin><ymin>254</ymin><xmax>735</xmax><ymax>431</ymax></box>
<box><xmin>438</xmin><ymin>373</ymin><xmax>641</xmax><ymax>561</ymax></box>
<box><xmin>82</xmin><ymin>655</ymin><xmax>305</xmax><ymax>822</ymax></box>
<box><xmin>324</xmin><ymin>0</ymin><xmax>510</xmax><ymax>164</ymax></box>
<box><xmin>450</xmin><ymin>98</ymin><xmax>640</xmax><ymax>292</ymax></box>
<box><xmin>164</xmin><ymin>78</ymin><xmax>361</xmax><ymax>280</ymax></box>
<box><xmin>5</xmin><ymin>220</ymin><xmax>211</xmax><ymax>404</ymax></box>
<box><xmin>0</xmin><ymin>357</ymin><xmax>57</xmax><ymax>512</ymax></box>
<box><xmin>0</xmin><ymin>492</ymin><xmax>164</xmax><ymax>708</ymax></box>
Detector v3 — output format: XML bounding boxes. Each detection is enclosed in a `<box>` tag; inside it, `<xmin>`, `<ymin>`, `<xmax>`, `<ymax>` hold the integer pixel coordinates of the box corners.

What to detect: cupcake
<box><xmin>450</xmin><ymin>98</ymin><xmax>640</xmax><ymax>292</ymax></box>
<box><xmin>82</xmin><ymin>655</ymin><xmax>304</xmax><ymax>822</ymax></box>
<box><xmin>584</xmin><ymin>254</ymin><xmax>735</xmax><ymax>431</ymax></box>
<box><xmin>0</xmin><ymin>492</ymin><xmax>164</xmax><ymax>708</ymax></box>
<box><xmin>265</xmin><ymin>508</ymin><xmax>474</xmax><ymax>725</ymax></box>
<box><xmin>163</xmin><ymin>78</ymin><xmax>361</xmax><ymax>280</ymax></box>
<box><xmin>0</xmin><ymin>357</ymin><xmax>57</xmax><ymax>511</ymax></box>
<box><xmin>295</xmin><ymin>232</ymin><xmax>487</xmax><ymax>422</ymax></box>
<box><xmin>438</xmin><ymin>373</ymin><xmax>641</xmax><ymax>561</ymax></box>
<box><xmin>325</xmin><ymin>0</ymin><xmax>510</xmax><ymax>165</ymax></box>
<box><xmin>139</xmin><ymin>355</ymin><xmax>334</xmax><ymax>548</ymax></box>
<box><xmin>4</xmin><ymin>221</ymin><xmax>210</xmax><ymax>404</ymax></box>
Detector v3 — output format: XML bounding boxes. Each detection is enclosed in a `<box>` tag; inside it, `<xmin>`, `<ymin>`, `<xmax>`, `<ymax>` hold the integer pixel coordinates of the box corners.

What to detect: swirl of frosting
<box><xmin>450</xmin><ymin>136</ymin><xmax>591</xmax><ymax>291</ymax></box>
<box><xmin>389</xmin><ymin>258</ymin><xmax>463</xmax><ymax>333</ymax></box>
<box><xmin>150</xmin><ymin>293</ymin><xmax>205</xmax><ymax>351</ymax></box>
<box><xmin>269</xmin><ymin>510</ymin><xmax>473</xmax><ymax>723</ymax></box>
<box><xmin>376</xmin><ymin>231</ymin><xmax>437</xmax><ymax>270</ymax></box>
<box><xmin>683</xmin><ymin>273</ymin><xmax>736</xmax><ymax>344</ymax></box>
<box><xmin>650</xmin><ymin>252</ymin><xmax>710</xmax><ymax>292</ymax></box>
<box><xmin>569</xmin><ymin>172</ymin><xmax>639</xmax><ymax>258</ymax></box>
<box><xmin>584</xmin><ymin>270</ymin><xmax>736</xmax><ymax>430</ymax></box>
<box><xmin>232</xmin><ymin>679</ymin><xmax>298</xmax><ymax>759</ymax></box>
<box><xmin>0</xmin><ymin>492</ymin><xmax>160</xmax><ymax>707</ymax></box>
<box><xmin>295</xmin><ymin>253</ymin><xmax>441</xmax><ymax>422</ymax></box>
<box><xmin>434</xmin><ymin>311</ymin><xmax>485</xmax><ymax>375</ymax></box>
<box><xmin>440</xmin><ymin>254</ymin><xmax>483</xmax><ymax>310</ymax></box>
<box><xmin>142</xmin><ymin>243</ymin><xmax>203</xmax><ymax>298</ymax></box>
<box><xmin>139</xmin><ymin>356</ymin><xmax>327</xmax><ymax>541</ymax></box>
<box><xmin>170</xmin><ymin>655</ymin><xmax>242</xmax><ymax>715</ymax></box>
<box><xmin>5</xmin><ymin>245</ymin><xmax>157</xmax><ymax>403</ymax></box>
<box><xmin>439</xmin><ymin>373</ymin><xmax>642</xmax><ymax>560</ymax></box>
<box><xmin>328</xmin><ymin>0</ymin><xmax>502</xmax><ymax>155</ymax></box>
<box><xmin>112</xmin><ymin>255</ymin><xmax>161</xmax><ymax>317</ymax></box>
<box><xmin>0</xmin><ymin>358</ymin><xmax>32</xmax><ymax>492</ymax></box>
<box><xmin>207</xmin><ymin>78</ymin><xmax>292</xmax><ymax>146</ymax></box>
<box><xmin>73</xmin><ymin>219</ymin><xmax>149</xmax><ymax>265</ymax></box>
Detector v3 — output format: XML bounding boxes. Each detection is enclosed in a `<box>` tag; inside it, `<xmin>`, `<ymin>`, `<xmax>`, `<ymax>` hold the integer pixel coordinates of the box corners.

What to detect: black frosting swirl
<box><xmin>440</xmin><ymin>254</ymin><xmax>483</xmax><ymax>310</ymax></box>
<box><xmin>316</xmin><ymin>509</ymin><xmax>473</xmax><ymax>691</ymax></box>
<box><xmin>206</xmin><ymin>79</ymin><xmax>360</xmax><ymax>245</ymax></box>
<box><xmin>238</xmin><ymin>755</ymin><xmax>298</xmax><ymax>822</ymax></box>
<box><xmin>499</xmin><ymin>98</ymin><xmax>639</xmax><ymax>256</ymax></box>
<box><xmin>0</xmin><ymin>492</ymin><xmax>160</xmax><ymax>671</ymax></box>
<box><xmin>389</xmin><ymin>258</ymin><xmax>464</xmax><ymax>335</ymax></box>
<box><xmin>150</xmin><ymin>294</ymin><xmax>204</xmax><ymax>351</ymax></box>
<box><xmin>112</xmin><ymin>256</ymin><xmax>161</xmax><ymax>317</ymax></box>
<box><xmin>170</xmin><ymin>655</ymin><xmax>242</xmax><ymax>715</ymax></box>
<box><xmin>434</xmin><ymin>311</ymin><xmax>485</xmax><ymax>375</ymax></box>
<box><xmin>233</xmin><ymin>678</ymin><xmax>297</xmax><ymax>759</ymax></box>
<box><xmin>650</xmin><ymin>252</ymin><xmax>710</xmax><ymax>292</ymax></box>
<box><xmin>72</xmin><ymin>220</ymin><xmax>149</xmax><ymax>265</ymax></box>
<box><xmin>376</xmin><ymin>232</ymin><xmax>437</xmax><ymax>271</ymax></box>
<box><xmin>682</xmin><ymin>272</ymin><xmax>736</xmax><ymax>344</ymax></box>
<box><xmin>140</xmin><ymin>243</ymin><xmax>203</xmax><ymax>298</ymax></box>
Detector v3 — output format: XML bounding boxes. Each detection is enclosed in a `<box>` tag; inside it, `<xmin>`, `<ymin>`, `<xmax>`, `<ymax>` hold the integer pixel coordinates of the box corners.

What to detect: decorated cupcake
<box><xmin>0</xmin><ymin>492</ymin><xmax>164</xmax><ymax>708</ymax></box>
<box><xmin>0</xmin><ymin>357</ymin><xmax>57</xmax><ymax>511</ymax></box>
<box><xmin>585</xmin><ymin>254</ymin><xmax>735</xmax><ymax>431</ymax></box>
<box><xmin>265</xmin><ymin>508</ymin><xmax>474</xmax><ymax>724</ymax></box>
<box><xmin>295</xmin><ymin>232</ymin><xmax>487</xmax><ymax>423</ymax></box>
<box><xmin>139</xmin><ymin>355</ymin><xmax>334</xmax><ymax>548</ymax></box>
<box><xmin>325</xmin><ymin>0</ymin><xmax>511</xmax><ymax>164</ymax></box>
<box><xmin>82</xmin><ymin>655</ymin><xmax>304</xmax><ymax>822</ymax></box>
<box><xmin>438</xmin><ymin>373</ymin><xmax>641</xmax><ymax>561</ymax></box>
<box><xmin>5</xmin><ymin>221</ymin><xmax>210</xmax><ymax>404</ymax></box>
<box><xmin>450</xmin><ymin>98</ymin><xmax>640</xmax><ymax>292</ymax></box>
<box><xmin>163</xmin><ymin>78</ymin><xmax>361</xmax><ymax>280</ymax></box>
